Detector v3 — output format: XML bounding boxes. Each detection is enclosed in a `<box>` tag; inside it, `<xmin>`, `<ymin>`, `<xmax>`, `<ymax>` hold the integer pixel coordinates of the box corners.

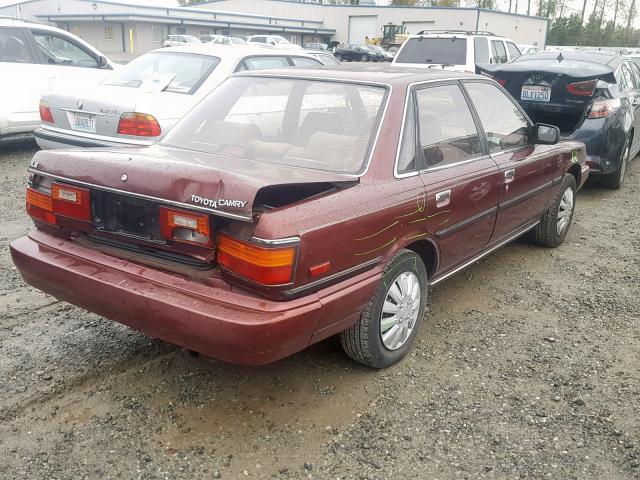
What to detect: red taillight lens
<box><xmin>39</xmin><ymin>100</ymin><xmax>54</xmax><ymax>124</ymax></box>
<box><xmin>496</xmin><ymin>79</ymin><xmax>507</xmax><ymax>87</ymax></box>
<box><xmin>159</xmin><ymin>206</ymin><xmax>212</xmax><ymax>247</ymax></box>
<box><xmin>217</xmin><ymin>234</ymin><xmax>297</xmax><ymax>286</ymax></box>
<box><xmin>26</xmin><ymin>188</ymin><xmax>56</xmax><ymax>225</ymax></box>
<box><xmin>51</xmin><ymin>183</ymin><xmax>91</xmax><ymax>221</ymax></box>
<box><xmin>567</xmin><ymin>80</ymin><xmax>597</xmax><ymax>97</ymax></box>
<box><xmin>588</xmin><ymin>98</ymin><xmax>621</xmax><ymax>119</ymax></box>
<box><xmin>117</xmin><ymin>112</ymin><xmax>161</xmax><ymax>137</ymax></box>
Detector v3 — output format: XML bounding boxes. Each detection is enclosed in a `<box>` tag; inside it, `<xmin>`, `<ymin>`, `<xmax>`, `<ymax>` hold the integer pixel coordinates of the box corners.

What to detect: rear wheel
<box><xmin>601</xmin><ymin>135</ymin><xmax>630</xmax><ymax>189</ymax></box>
<box><xmin>530</xmin><ymin>174</ymin><xmax>577</xmax><ymax>247</ymax></box>
<box><xmin>361</xmin><ymin>54</ymin><xmax>369</xmax><ymax>62</ymax></box>
<box><xmin>340</xmin><ymin>249</ymin><xmax>427</xmax><ymax>368</ymax></box>
<box><xmin>335</xmin><ymin>54</ymin><xmax>343</xmax><ymax>61</ymax></box>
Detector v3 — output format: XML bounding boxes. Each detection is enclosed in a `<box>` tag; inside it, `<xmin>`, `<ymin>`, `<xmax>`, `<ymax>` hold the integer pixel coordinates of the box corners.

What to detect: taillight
<box><xmin>26</xmin><ymin>183</ymin><xmax>91</xmax><ymax>225</ymax></box>
<box><xmin>567</xmin><ymin>80</ymin><xmax>597</xmax><ymax>96</ymax></box>
<box><xmin>588</xmin><ymin>98</ymin><xmax>621</xmax><ymax>119</ymax></box>
<box><xmin>496</xmin><ymin>79</ymin><xmax>507</xmax><ymax>87</ymax></box>
<box><xmin>26</xmin><ymin>188</ymin><xmax>56</xmax><ymax>225</ymax></box>
<box><xmin>39</xmin><ymin>100</ymin><xmax>54</xmax><ymax>124</ymax></box>
<box><xmin>117</xmin><ymin>112</ymin><xmax>161</xmax><ymax>137</ymax></box>
<box><xmin>217</xmin><ymin>234</ymin><xmax>297</xmax><ymax>286</ymax></box>
<box><xmin>159</xmin><ymin>206</ymin><xmax>212</xmax><ymax>247</ymax></box>
<box><xmin>51</xmin><ymin>183</ymin><xmax>91</xmax><ymax>221</ymax></box>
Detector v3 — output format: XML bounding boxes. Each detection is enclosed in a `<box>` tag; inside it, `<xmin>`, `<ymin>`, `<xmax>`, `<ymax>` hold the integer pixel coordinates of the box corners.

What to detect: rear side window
<box><xmin>464</xmin><ymin>82</ymin><xmax>530</xmax><ymax>153</ymax></box>
<box><xmin>416</xmin><ymin>84</ymin><xmax>483</xmax><ymax>168</ymax></box>
<box><xmin>103</xmin><ymin>52</ymin><xmax>220</xmax><ymax>94</ymax></box>
<box><xmin>395</xmin><ymin>38</ymin><xmax>467</xmax><ymax>65</ymax></box>
<box><xmin>506</xmin><ymin>42</ymin><xmax>521</xmax><ymax>59</ymax></box>
<box><xmin>33</xmin><ymin>30</ymin><xmax>98</xmax><ymax>68</ymax></box>
<box><xmin>397</xmin><ymin>91</ymin><xmax>417</xmax><ymax>174</ymax></box>
<box><xmin>290</xmin><ymin>56</ymin><xmax>322</xmax><ymax>67</ymax></box>
<box><xmin>0</xmin><ymin>28</ymin><xmax>34</xmax><ymax>63</ymax></box>
<box><xmin>474</xmin><ymin>37</ymin><xmax>489</xmax><ymax>63</ymax></box>
<box><xmin>491</xmin><ymin>40</ymin><xmax>508</xmax><ymax>64</ymax></box>
<box><xmin>239</xmin><ymin>56</ymin><xmax>289</xmax><ymax>71</ymax></box>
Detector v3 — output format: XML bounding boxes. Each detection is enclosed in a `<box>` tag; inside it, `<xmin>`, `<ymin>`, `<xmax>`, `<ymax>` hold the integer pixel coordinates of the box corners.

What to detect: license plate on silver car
<box><xmin>521</xmin><ymin>85</ymin><xmax>551</xmax><ymax>102</ymax></box>
<box><xmin>71</xmin><ymin>112</ymin><xmax>96</xmax><ymax>133</ymax></box>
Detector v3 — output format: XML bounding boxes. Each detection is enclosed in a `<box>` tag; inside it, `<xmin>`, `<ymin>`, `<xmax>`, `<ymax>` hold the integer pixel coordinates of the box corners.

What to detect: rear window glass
<box><xmin>162</xmin><ymin>77</ymin><xmax>387</xmax><ymax>174</ymax></box>
<box><xmin>395</xmin><ymin>38</ymin><xmax>467</xmax><ymax>65</ymax></box>
<box><xmin>103</xmin><ymin>52</ymin><xmax>219</xmax><ymax>94</ymax></box>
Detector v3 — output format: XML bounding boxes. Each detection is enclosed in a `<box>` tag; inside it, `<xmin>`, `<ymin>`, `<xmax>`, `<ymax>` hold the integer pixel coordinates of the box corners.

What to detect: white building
<box><xmin>0</xmin><ymin>0</ymin><xmax>548</xmax><ymax>56</ymax></box>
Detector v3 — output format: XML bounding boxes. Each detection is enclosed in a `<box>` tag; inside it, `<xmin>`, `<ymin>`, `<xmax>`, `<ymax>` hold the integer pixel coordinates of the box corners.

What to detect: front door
<box><xmin>463</xmin><ymin>81</ymin><xmax>558</xmax><ymax>242</ymax></box>
<box><xmin>414</xmin><ymin>83</ymin><xmax>500</xmax><ymax>272</ymax></box>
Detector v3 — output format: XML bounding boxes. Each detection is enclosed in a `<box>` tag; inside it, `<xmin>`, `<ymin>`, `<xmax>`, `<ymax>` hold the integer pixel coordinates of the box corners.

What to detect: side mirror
<box><xmin>97</xmin><ymin>55</ymin><xmax>108</xmax><ymax>68</ymax></box>
<box><xmin>534</xmin><ymin>123</ymin><xmax>560</xmax><ymax>145</ymax></box>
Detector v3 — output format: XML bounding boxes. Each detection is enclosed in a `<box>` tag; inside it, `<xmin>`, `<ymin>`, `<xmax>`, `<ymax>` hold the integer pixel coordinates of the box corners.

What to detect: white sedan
<box><xmin>35</xmin><ymin>44</ymin><xmax>324</xmax><ymax>149</ymax></box>
<box><xmin>0</xmin><ymin>18</ymin><xmax>116</xmax><ymax>140</ymax></box>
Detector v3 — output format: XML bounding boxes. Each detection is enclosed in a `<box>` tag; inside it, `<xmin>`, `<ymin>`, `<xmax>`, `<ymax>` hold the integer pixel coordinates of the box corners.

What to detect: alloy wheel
<box><xmin>556</xmin><ymin>187</ymin><xmax>574</xmax><ymax>236</ymax></box>
<box><xmin>380</xmin><ymin>272</ymin><xmax>421</xmax><ymax>350</ymax></box>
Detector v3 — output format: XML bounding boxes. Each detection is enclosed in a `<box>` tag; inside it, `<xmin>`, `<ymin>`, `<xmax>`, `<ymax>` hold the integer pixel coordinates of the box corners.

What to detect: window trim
<box><xmin>30</xmin><ymin>28</ymin><xmax>100</xmax><ymax>68</ymax></box>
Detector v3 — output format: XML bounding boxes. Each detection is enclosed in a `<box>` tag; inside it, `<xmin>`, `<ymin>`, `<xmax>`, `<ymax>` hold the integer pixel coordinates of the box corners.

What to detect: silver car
<box><xmin>35</xmin><ymin>44</ymin><xmax>324</xmax><ymax>149</ymax></box>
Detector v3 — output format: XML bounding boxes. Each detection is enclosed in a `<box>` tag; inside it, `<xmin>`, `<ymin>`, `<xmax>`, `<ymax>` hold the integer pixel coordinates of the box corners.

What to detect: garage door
<box><xmin>402</xmin><ymin>21</ymin><xmax>435</xmax><ymax>35</ymax></box>
<box><xmin>348</xmin><ymin>16</ymin><xmax>377</xmax><ymax>45</ymax></box>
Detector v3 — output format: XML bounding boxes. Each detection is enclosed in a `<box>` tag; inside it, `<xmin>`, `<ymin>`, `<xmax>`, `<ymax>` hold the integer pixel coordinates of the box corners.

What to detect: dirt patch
<box><xmin>1</xmin><ymin>140</ymin><xmax>639</xmax><ymax>479</ymax></box>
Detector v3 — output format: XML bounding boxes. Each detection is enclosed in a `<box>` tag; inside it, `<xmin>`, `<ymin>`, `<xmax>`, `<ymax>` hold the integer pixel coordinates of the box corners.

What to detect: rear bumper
<box><xmin>10</xmin><ymin>230</ymin><xmax>381</xmax><ymax>365</ymax></box>
<box><xmin>35</xmin><ymin>127</ymin><xmax>153</xmax><ymax>150</ymax></box>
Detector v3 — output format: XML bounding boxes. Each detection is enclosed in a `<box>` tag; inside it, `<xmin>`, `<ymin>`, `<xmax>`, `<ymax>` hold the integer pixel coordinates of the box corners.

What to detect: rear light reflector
<box><xmin>588</xmin><ymin>98</ymin><xmax>621</xmax><ymax>118</ymax></box>
<box><xmin>159</xmin><ymin>206</ymin><xmax>212</xmax><ymax>247</ymax></box>
<box><xmin>51</xmin><ymin>183</ymin><xmax>91</xmax><ymax>221</ymax></box>
<box><xmin>217</xmin><ymin>234</ymin><xmax>297</xmax><ymax>286</ymax></box>
<box><xmin>309</xmin><ymin>261</ymin><xmax>331</xmax><ymax>278</ymax></box>
<box><xmin>566</xmin><ymin>80</ymin><xmax>597</xmax><ymax>96</ymax></box>
<box><xmin>117</xmin><ymin>112</ymin><xmax>161</xmax><ymax>137</ymax></box>
<box><xmin>26</xmin><ymin>188</ymin><xmax>56</xmax><ymax>225</ymax></box>
<box><xmin>496</xmin><ymin>79</ymin><xmax>507</xmax><ymax>87</ymax></box>
<box><xmin>39</xmin><ymin>100</ymin><xmax>54</xmax><ymax>124</ymax></box>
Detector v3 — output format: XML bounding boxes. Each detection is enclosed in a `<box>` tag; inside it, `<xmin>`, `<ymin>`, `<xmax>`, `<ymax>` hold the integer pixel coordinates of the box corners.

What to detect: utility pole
<box><xmin>527</xmin><ymin>0</ymin><xmax>531</xmax><ymax>15</ymax></box>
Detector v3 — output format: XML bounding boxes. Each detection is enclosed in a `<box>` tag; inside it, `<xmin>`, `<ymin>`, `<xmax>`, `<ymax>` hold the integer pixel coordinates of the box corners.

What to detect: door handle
<box><xmin>435</xmin><ymin>189</ymin><xmax>451</xmax><ymax>208</ymax></box>
<box><xmin>504</xmin><ymin>169</ymin><xmax>515</xmax><ymax>184</ymax></box>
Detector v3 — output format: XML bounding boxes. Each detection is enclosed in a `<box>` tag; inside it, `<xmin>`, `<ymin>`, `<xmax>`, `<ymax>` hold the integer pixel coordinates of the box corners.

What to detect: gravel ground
<box><xmin>0</xmin><ymin>138</ymin><xmax>639</xmax><ymax>480</ymax></box>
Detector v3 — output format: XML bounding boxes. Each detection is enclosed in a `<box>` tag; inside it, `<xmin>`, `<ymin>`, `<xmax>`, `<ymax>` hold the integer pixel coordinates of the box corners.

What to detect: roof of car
<box><xmin>0</xmin><ymin>17</ymin><xmax>59</xmax><ymax>30</ymax></box>
<box><xmin>154</xmin><ymin>43</ymin><xmax>313</xmax><ymax>58</ymax></box>
<box><xmin>234</xmin><ymin>65</ymin><xmax>478</xmax><ymax>87</ymax></box>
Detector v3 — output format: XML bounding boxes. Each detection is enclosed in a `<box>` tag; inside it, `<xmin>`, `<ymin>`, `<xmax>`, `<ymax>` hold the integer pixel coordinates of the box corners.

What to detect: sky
<box><xmin>0</xmin><ymin>0</ymin><xmax>636</xmax><ymax>27</ymax></box>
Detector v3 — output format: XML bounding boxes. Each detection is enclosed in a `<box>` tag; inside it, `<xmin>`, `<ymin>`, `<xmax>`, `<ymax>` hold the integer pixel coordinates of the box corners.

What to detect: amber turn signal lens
<box><xmin>26</xmin><ymin>188</ymin><xmax>56</xmax><ymax>225</ymax></box>
<box><xmin>216</xmin><ymin>234</ymin><xmax>296</xmax><ymax>286</ymax></box>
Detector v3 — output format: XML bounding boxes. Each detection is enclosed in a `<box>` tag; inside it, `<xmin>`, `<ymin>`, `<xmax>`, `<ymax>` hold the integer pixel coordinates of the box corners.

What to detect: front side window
<box><xmin>474</xmin><ymin>37</ymin><xmax>489</xmax><ymax>63</ymax></box>
<box><xmin>162</xmin><ymin>77</ymin><xmax>387</xmax><ymax>174</ymax></box>
<box><xmin>32</xmin><ymin>30</ymin><xmax>98</xmax><ymax>68</ymax></box>
<box><xmin>0</xmin><ymin>29</ymin><xmax>34</xmax><ymax>63</ymax></box>
<box><xmin>395</xmin><ymin>37</ymin><xmax>467</xmax><ymax>66</ymax></box>
<box><xmin>416</xmin><ymin>84</ymin><xmax>483</xmax><ymax>168</ymax></box>
<box><xmin>491</xmin><ymin>40</ymin><xmax>508</xmax><ymax>64</ymax></box>
<box><xmin>464</xmin><ymin>81</ymin><xmax>530</xmax><ymax>153</ymax></box>
<box><xmin>103</xmin><ymin>52</ymin><xmax>219</xmax><ymax>94</ymax></box>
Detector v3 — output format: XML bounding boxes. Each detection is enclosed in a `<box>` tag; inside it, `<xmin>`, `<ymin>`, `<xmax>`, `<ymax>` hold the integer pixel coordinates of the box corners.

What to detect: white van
<box><xmin>392</xmin><ymin>31</ymin><xmax>521</xmax><ymax>72</ymax></box>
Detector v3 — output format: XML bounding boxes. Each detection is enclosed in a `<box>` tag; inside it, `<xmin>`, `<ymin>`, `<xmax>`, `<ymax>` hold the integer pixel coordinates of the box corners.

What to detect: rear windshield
<box><xmin>103</xmin><ymin>52</ymin><xmax>219</xmax><ymax>94</ymax></box>
<box><xmin>395</xmin><ymin>37</ymin><xmax>467</xmax><ymax>65</ymax></box>
<box><xmin>162</xmin><ymin>77</ymin><xmax>387</xmax><ymax>174</ymax></box>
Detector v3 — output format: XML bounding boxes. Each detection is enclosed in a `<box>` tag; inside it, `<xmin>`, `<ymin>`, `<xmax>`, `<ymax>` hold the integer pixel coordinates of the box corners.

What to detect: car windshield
<box><xmin>103</xmin><ymin>52</ymin><xmax>219</xmax><ymax>94</ymax></box>
<box><xmin>162</xmin><ymin>77</ymin><xmax>387</xmax><ymax>174</ymax></box>
<box><xmin>395</xmin><ymin>37</ymin><xmax>467</xmax><ymax>65</ymax></box>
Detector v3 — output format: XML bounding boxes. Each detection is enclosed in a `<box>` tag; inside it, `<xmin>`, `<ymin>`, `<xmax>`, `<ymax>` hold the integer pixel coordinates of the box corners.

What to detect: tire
<box><xmin>361</xmin><ymin>54</ymin><xmax>369</xmax><ymax>62</ymax></box>
<box><xmin>340</xmin><ymin>249</ymin><xmax>428</xmax><ymax>368</ymax></box>
<box><xmin>530</xmin><ymin>174</ymin><xmax>577</xmax><ymax>248</ymax></box>
<box><xmin>335</xmin><ymin>54</ymin><xmax>343</xmax><ymax>61</ymax></box>
<box><xmin>601</xmin><ymin>135</ymin><xmax>630</xmax><ymax>189</ymax></box>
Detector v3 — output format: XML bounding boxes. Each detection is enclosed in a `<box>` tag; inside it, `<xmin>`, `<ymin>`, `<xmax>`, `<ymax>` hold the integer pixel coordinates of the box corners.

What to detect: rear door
<box><xmin>415</xmin><ymin>82</ymin><xmax>500</xmax><ymax>272</ymax></box>
<box><xmin>463</xmin><ymin>80</ymin><xmax>559</xmax><ymax>242</ymax></box>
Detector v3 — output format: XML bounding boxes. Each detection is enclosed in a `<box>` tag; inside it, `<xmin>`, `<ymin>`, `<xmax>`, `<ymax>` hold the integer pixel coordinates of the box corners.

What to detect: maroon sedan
<box><xmin>11</xmin><ymin>68</ymin><xmax>589</xmax><ymax>368</ymax></box>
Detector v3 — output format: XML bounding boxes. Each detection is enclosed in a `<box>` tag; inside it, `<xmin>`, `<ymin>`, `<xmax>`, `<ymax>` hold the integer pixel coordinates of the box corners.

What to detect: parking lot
<box><xmin>0</xmin><ymin>138</ymin><xmax>637</xmax><ymax>479</ymax></box>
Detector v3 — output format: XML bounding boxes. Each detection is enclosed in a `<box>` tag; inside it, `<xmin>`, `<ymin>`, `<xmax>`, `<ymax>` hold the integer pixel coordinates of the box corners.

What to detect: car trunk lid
<box><xmin>478</xmin><ymin>59</ymin><xmax>616</xmax><ymax>133</ymax></box>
